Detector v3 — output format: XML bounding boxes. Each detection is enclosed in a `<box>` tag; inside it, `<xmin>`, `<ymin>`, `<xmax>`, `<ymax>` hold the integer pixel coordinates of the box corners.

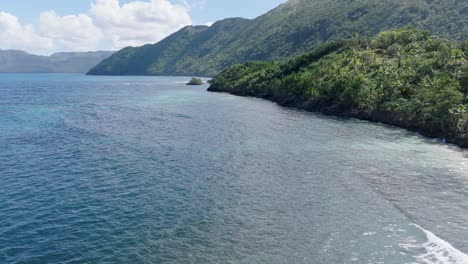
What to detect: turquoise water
<box><xmin>0</xmin><ymin>74</ymin><xmax>467</xmax><ymax>264</ymax></box>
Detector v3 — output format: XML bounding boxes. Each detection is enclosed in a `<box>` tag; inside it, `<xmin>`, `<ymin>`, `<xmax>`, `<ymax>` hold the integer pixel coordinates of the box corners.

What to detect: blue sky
<box><xmin>0</xmin><ymin>0</ymin><xmax>285</xmax><ymax>54</ymax></box>
<box><xmin>0</xmin><ymin>0</ymin><xmax>285</xmax><ymax>25</ymax></box>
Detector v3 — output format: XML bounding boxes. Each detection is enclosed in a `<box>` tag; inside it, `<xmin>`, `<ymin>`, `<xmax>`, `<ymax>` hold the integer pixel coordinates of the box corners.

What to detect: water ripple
<box><xmin>0</xmin><ymin>74</ymin><xmax>467</xmax><ymax>263</ymax></box>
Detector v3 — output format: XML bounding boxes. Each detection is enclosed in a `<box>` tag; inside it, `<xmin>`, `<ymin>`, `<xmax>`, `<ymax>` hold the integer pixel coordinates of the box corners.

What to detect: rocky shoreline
<box><xmin>208</xmin><ymin>86</ymin><xmax>468</xmax><ymax>149</ymax></box>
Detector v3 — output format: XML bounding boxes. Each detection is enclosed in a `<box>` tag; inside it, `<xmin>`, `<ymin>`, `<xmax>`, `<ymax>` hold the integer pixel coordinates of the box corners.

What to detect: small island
<box><xmin>187</xmin><ymin>77</ymin><xmax>204</xmax><ymax>85</ymax></box>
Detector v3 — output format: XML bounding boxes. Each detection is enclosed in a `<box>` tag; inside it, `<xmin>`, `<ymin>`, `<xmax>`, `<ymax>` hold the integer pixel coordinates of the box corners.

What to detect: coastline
<box><xmin>207</xmin><ymin>86</ymin><xmax>468</xmax><ymax>149</ymax></box>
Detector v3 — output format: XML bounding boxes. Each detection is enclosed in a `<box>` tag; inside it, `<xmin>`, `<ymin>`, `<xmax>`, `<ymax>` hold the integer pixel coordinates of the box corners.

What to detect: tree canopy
<box><xmin>209</xmin><ymin>28</ymin><xmax>468</xmax><ymax>147</ymax></box>
<box><xmin>88</xmin><ymin>0</ymin><xmax>468</xmax><ymax>77</ymax></box>
<box><xmin>187</xmin><ymin>77</ymin><xmax>204</xmax><ymax>85</ymax></box>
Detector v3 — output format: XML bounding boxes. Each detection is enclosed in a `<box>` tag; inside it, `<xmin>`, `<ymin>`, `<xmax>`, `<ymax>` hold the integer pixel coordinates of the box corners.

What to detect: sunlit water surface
<box><xmin>0</xmin><ymin>74</ymin><xmax>467</xmax><ymax>264</ymax></box>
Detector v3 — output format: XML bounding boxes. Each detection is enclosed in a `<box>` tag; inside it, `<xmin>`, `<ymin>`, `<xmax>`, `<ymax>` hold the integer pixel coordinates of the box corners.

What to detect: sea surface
<box><xmin>0</xmin><ymin>74</ymin><xmax>467</xmax><ymax>264</ymax></box>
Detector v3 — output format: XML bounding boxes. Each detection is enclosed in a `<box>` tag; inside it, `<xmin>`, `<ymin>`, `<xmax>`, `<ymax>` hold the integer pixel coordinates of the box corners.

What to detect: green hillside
<box><xmin>208</xmin><ymin>28</ymin><xmax>468</xmax><ymax>147</ymax></box>
<box><xmin>88</xmin><ymin>0</ymin><xmax>468</xmax><ymax>76</ymax></box>
<box><xmin>0</xmin><ymin>50</ymin><xmax>114</xmax><ymax>73</ymax></box>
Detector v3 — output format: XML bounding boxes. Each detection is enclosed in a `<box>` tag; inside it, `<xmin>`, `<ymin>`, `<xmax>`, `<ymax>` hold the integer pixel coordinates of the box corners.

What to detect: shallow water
<box><xmin>0</xmin><ymin>74</ymin><xmax>467</xmax><ymax>264</ymax></box>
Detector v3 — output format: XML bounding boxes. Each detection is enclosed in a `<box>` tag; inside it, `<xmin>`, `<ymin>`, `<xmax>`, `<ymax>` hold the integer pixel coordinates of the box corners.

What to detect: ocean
<box><xmin>0</xmin><ymin>74</ymin><xmax>467</xmax><ymax>264</ymax></box>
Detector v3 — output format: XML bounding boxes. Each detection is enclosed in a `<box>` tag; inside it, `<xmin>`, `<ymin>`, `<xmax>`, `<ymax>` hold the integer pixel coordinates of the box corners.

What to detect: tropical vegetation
<box><xmin>208</xmin><ymin>28</ymin><xmax>468</xmax><ymax>147</ymax></box>
<box><xmin>87</xmin><ymin>0</ymin><xmax>468</xmax><ymax>77</ymax></box>
<box><xmin>187</xmin><ymin>77</ymin><xmax>203</xmax><ymax>85</ymax></box>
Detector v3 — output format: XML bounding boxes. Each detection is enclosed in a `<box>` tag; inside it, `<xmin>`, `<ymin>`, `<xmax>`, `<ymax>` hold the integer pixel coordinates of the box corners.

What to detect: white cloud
<box><xmin>0</xmin><ymin>0</ymin><xmax>192</xmax><ymax>55</ymax></box>
<box><xmin>38</xmin><ymin>11</ymin><xmax>102</xmax><ymax>52</ymax></box>
<box><xmin>0</xmin><ymin>12</ymin><xmax>53</xmax><ymax>54</ymax></box>
<box><xmin>90</xmin><ymin>0</ymin><xmax>192</xmax><ymax>50</ymax></box>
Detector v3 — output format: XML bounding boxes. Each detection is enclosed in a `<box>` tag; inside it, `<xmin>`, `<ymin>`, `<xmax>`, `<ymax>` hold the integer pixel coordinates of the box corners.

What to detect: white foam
<box><xmin>122</xmin><ymin>82</ymin><xmax>156</xmax><ymax>86</ymax></box>
<box><xmin>411</xmin><ymin>224</ymin><xmax>468</xmax><ymax>264</ymax></box>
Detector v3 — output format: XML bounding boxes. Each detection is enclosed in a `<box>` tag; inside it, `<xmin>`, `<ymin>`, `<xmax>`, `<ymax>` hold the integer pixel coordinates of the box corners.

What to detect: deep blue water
<box><xmin>0</xmin><ymin>74</ymin><xmax>468</xmax><ymax>264</ymax></box>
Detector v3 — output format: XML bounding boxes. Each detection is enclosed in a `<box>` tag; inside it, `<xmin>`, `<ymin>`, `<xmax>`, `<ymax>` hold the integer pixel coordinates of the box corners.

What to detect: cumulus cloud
<box><xmin>0</xmin><ymin>0</ymin><xmax>192</xmax><ymax>54</ymax></box>
<box><xmin>0</xmin><ymin>12</ymin><xmax>53</xmax><ymax>54</ymax></box>
<box><xmin>38</xmin><ymin>11</ymin><xmax>103</xmax><ymax>52</ymax></box>
<box><xmin>90</xmin><ymin>0</ymin><xmax>192</xmax><ymax>49</ymax></box>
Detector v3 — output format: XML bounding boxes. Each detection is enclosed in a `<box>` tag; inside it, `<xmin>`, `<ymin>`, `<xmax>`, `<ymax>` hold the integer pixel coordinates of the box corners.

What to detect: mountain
<box><xmin>88</xmin><ymin>0</ymin><xmax>468</xmax><ymax>76</ymax></box>
<box><xmin>208</xmin><ymin>28</ymin><xmax>468</xmax><ymax>147</ymax></box>
<box><xmin>0</xmin><ymin>50</ymin><xmax>114</xmax><ymax>73</ymax></box>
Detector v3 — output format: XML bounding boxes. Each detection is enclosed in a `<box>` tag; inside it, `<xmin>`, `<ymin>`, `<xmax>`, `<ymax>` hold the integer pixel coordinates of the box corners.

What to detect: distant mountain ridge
<box><xmin>0</xmin><ymin>50</ymin><xmax>114</xmax><ymax>73</ymax></box>
<box><xmin>88</xmin><ymin>0</ymin><xmax>468</xmax><ymax>76</ymax></box>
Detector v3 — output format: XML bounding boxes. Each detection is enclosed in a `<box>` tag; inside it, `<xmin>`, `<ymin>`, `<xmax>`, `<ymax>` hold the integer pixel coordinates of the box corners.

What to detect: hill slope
<box><xmin>208</xmin><ymin>28</ymin><xmax>468</xmax><ymax>147</ymax></box>
<box><xmin>88</xmin><ymin>0</ymin><xmax>468</xmax><ymax>76</ymax></box>
<box><xmin>0</xmin><ymin>50</ymin><xmax>114</xmax><ymax>73</ymax></box>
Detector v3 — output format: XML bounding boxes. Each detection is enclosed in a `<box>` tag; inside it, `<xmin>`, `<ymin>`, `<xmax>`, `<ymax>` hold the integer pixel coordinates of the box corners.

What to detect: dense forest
<box><xmin>88</xmin><ymin>0</ymin><xmax>468</xmax><ymax>76</ymax></box>
<box><xmin>208</xmin><ymin>29</ymin><xmax>468</xmax><ymax>147</ymax></box>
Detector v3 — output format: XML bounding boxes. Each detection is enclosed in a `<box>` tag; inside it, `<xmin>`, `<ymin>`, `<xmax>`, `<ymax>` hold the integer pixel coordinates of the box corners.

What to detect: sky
<box><xmin>0</xmin><ymin>0</ymin><xmax>285</xmax><ymax>55</ymax></box>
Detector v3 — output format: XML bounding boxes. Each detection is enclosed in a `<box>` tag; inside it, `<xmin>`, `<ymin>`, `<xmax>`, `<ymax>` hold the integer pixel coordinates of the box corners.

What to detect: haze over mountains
<box><xmin>0</xmin><ymin>50</ymin><xmax>114</xmax><ymax>73</ymax></box>
<box><xmin>88</xmin><ymin>0</ymin><xmax>468</xmax><ymax>76</ymax></box>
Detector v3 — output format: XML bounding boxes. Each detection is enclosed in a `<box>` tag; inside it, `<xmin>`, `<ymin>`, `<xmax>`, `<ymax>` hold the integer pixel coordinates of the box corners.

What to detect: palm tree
<box><xmin>459</xmin><ymin>64</ymin><xmax>468</xmax><ymax>93</ymax></box>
